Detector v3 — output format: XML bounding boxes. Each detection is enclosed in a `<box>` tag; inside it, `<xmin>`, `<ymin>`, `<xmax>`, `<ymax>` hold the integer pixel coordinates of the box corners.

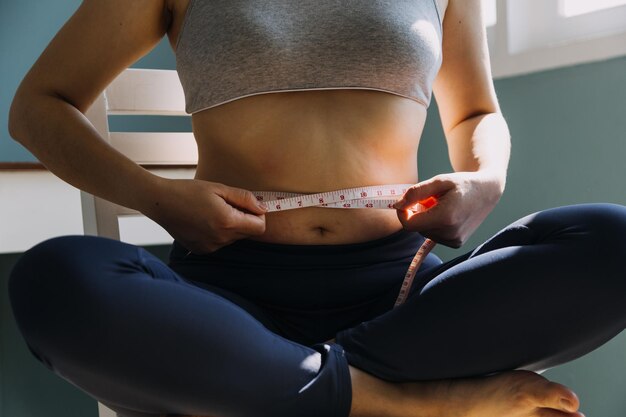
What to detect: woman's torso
<box><xmin>164</xmin><ymin>0</ymin><xmax>446</xmax><ymax>245</ymax></box>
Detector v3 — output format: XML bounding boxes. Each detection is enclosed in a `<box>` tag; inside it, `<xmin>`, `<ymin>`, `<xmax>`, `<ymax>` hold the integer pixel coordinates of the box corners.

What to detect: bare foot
<box><xmin>397</xmin><ymin>369</ymin><xmax>584</xmax><ymax>417</ymax></box>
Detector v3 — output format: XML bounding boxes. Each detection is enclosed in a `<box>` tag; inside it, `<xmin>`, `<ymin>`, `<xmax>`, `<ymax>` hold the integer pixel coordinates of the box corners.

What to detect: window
<box><xmin>482</xmin><ymin>0</ymin><xmax>497</xmax><ymax>52</ymax></box>
<box><xmin>482</xmin><ymin>0</ymin><xmax>497</xmax><ymax>27</ymax></box>
<box><xmin>484</xmin><ymin>0</ymin><xmax>626</xmax><ymax>78</ymax></box>
<box><xmin>507</xmin><ymin>0</ymin><xmax>626</xmax><ymax>54</ymax></box>
<box><xmin>560</xmin><ymin>0</ymin><xmax>626</xmax><ymax>17</ymax></box>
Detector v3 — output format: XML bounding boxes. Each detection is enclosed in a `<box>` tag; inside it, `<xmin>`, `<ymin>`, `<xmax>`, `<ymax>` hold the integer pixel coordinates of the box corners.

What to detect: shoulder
<box><xmin>437</xmin><ymin>0</ymin><xmax>484</xmax><ymax>24</ymax></box>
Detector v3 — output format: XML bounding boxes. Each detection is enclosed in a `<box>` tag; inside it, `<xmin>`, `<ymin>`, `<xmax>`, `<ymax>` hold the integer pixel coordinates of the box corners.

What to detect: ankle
<box><xmin>348</xmin><ymin>364</ymin><xmax>405</xmax><ymax>417</ymax></box>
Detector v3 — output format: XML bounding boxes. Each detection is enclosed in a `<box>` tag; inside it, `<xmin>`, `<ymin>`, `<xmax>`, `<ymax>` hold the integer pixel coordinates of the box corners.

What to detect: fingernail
<box><xmin>393</xmin><ymin>198</ymin><xmax>406</xmax><ymax>209</ymax></box>
<box><xmin>560</xmin><ymin>399</ymin><xmax>574</xmax><ymax>411</ymax></box>
<box><xmin>258</xmin><ymin>202</ymin><xmax>268</xmax><ymax>211</ymax></box>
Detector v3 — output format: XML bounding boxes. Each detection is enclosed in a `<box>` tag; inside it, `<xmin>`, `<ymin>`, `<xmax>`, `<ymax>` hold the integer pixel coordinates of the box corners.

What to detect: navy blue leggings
<box><xmin>8</xmin><ymin>203</ymin><xmax>626</xmax><ymax>417</ymax></box>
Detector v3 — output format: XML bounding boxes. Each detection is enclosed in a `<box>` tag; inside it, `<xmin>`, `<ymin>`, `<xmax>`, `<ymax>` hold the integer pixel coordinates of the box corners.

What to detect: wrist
<box><xmin>133</xmin><ymin>170</ymin><xmax>170</xmax><ymax>219</ymax></box>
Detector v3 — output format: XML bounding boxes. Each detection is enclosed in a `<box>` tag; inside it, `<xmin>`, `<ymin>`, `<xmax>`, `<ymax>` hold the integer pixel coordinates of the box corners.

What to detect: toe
<box><xmin>537</xmin><ymin>410</ymin><xmax>585</xmax><ymax>417</ymax></box>
<box><xmin>545</xmin><ymin>381</ymin><xmax>580</xmax><ymax>412</ymax></box>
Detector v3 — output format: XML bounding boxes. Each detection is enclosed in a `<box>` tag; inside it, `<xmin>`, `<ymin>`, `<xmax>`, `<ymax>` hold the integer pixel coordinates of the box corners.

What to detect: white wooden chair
<box><xmin>81</xmin><ymin>68</ymin><xmax>198</xmax><ymax>417</ymax></box>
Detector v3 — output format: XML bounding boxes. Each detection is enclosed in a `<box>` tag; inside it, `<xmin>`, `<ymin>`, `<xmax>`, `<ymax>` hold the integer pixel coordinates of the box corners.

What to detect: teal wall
<box><xmin>2</xmin><ymin>1</ymin><xmax>626</xmax><ymax>416</ymax></box>
<box><xmin>0</xmin><ymin>0</ymin><xmax>190</xmax><ymax>163</ymax></box>
<box><xmin>421</xmin><ymin>55</ymin><xmax>626</xmax><ymax>262</ymax></box>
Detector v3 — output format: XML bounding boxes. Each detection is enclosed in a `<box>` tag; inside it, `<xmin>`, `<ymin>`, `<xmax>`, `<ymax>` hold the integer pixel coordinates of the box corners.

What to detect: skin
<box><xmin>8</xmin><ymin>0</ymin><xmax>585</xmax><ymax>416</ymax></box>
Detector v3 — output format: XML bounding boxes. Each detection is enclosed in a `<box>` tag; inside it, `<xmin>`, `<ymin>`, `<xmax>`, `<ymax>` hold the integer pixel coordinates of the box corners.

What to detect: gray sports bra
<box><xmin>175</xmin><ymin>0</ymin><xmax>444</xmax><ymax>115</ymax></box>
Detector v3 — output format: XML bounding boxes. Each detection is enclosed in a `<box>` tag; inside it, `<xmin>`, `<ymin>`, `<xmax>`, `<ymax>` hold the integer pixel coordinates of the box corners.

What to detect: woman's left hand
<box><xmin>393</xmin><ymin>171</ymin><xmax>504</xmax><ymax>248</ymax></box>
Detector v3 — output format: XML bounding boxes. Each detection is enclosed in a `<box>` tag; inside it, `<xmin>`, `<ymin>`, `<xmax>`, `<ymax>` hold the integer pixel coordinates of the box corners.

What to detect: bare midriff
<box><xmin>166</xmin><ymin>0</ymin><xmax>428</xmax><ymax>246</ymax></box>
<box><xmin>189</xmin><ymin>89</ymin><xmax>427</xmax><ymax>245</ymax></box>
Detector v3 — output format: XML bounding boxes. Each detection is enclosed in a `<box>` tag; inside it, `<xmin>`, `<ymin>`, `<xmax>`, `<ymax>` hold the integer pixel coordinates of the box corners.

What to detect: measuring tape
<box><xmin>253</xmin><ymin>184</ymin><xmax>414</xmax><ymax>211</ymax></box>
<box><xmin>251</xmin><ymin>184</ymin><xmax>438</xmax><ymax>308</ymax></box>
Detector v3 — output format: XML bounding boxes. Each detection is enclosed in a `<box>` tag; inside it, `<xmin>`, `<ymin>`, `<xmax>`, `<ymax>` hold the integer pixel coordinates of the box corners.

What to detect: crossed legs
<box><xmin>8</xmin><ymin>203</ymin><xmax>626</xmax><ymax>417</ymax></box>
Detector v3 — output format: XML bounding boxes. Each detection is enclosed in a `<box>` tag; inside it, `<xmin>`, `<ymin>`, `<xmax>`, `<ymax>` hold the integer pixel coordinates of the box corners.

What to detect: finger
<box><xmin>393</xmin><ymin>177</ymin><xmax>452</xmax><ymax>210</ymax></box>
<box><xmin>215</xmin><ymin>184</ymin><xmax>269</xmax><ymax>214</ymax></box>
<box><xmin>396</xmin><ymin>209</ymin><xmax>464</xmax><ymax>246</ymax></box>
<box><xmin>228</xmin><ymin>210</ymin><xmax>267</xmax><ymax>236</ymax></box>
<box><xmin>396</xmin><ymin>203</ymin><xmax>442</xmax><ymax>231</ymax></box>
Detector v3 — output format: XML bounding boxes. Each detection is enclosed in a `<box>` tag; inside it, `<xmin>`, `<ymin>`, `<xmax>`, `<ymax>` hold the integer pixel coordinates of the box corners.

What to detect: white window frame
<box><xmin>485</xmin><ymin>0</ymin><xmax>626</xmax><ymax>79</ymax></box>
<box><xmin>559</xmin><ymin>0</ymin><xmax>626</xmax><ymax>18</ymax></box>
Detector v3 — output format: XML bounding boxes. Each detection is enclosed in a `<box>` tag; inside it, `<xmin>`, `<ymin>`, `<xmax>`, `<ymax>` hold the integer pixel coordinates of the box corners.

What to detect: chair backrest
<box><xmin>83</xmin><ymin>69</ymin><xmax>197</xmax><ymax>417</ymax></box>
<box><xmin>81</xmin><ymin>68</ymin><xmax>197</xmax><ymax>241</ymax></box>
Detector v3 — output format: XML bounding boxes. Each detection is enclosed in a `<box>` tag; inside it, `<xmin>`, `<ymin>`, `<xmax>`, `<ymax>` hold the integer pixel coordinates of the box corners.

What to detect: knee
<box><xmin>8</xmin><ymin>236</ymin><xmax>82</xmax><ymax>351</ymax></box>
<box><xmin>9</xmin><ymin>235</ymin><xmax>81</xmax><ymax>298</ymax></box>
<box><xmin>10</xmin><ymin>235</ymin><xmax>79</xmax><ymax>308</ymax></box>
<box><xmin>530</xmin><ymin>203</ymin><xmax>626</xmax><ymax>275</ymax></box>
<box><xmin>8</xmin><ymin>235</ymin><xmax>126</xmax><ymax>335</ymax></box>
<box><xmin>9</xmin><ymin>235</ymin><xmax>100</xmax><ymax>294</ymax></box>
<box><xmin>566</xmin><ymin>204</ymin><xmax>626</xmax><ymax>276</ymax></box>
<box><xmin>577</xmin><ymin>203</ymin><xmax>626</xmax><ymax>247</ymax></box>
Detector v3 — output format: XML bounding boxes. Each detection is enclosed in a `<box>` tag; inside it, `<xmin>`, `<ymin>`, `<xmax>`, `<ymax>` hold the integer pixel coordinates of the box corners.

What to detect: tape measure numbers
<box><xmin>252</xmin><ymin>184</ymin><xmax>438</xmax><ymax>308</ymax></box>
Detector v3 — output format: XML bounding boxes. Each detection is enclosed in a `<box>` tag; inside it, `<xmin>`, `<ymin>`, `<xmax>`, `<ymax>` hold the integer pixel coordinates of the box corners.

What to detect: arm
<box><xmin>8</xmin><ymin>0</ymin><xmax>171</xmax><ymax>215</ymax></box>
<box><xmin>432</xmin><ymin>0</ymin><xmax>511</xmax><ymax>195</ymax></box>
<box><xmin>8</xmin><ymin>0</ymin><xmax>270</xmax><ymax>253</ymax></box>
<box><xmin>394</xmin><ymin>0</ymin><xmax>510</xmax><ymax>247</ymax></box>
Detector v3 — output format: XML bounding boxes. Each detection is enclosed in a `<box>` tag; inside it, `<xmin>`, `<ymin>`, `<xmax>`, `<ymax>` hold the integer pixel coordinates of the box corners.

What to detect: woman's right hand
<box><xmin>144</xmin><ymin>178</ymin><xmax>269</xmax><ymax>254</ymax></box>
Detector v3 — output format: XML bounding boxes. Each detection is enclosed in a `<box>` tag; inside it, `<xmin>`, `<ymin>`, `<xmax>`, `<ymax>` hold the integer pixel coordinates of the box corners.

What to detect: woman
<box><xmin>7</xmin><ymin>0</ymin><xmax>626</xmax><ymax>416</ymax></box>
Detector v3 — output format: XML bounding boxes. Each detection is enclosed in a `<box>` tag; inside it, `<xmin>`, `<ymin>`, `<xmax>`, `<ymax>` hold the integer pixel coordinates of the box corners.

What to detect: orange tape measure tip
<box><xmin>419</xmin><ymin>196</ymin><xmax>438</xmax><ymax>209</ymax></box>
